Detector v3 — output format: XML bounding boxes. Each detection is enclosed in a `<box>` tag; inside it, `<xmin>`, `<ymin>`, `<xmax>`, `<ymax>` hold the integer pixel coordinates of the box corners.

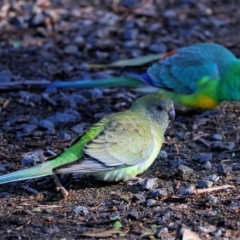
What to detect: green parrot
<box><xmin>42</xmin><ymin>43</ymin><xmax>240</xmax><ymax>110</ymax></box>
<box><xmin>0</xmin><ymin>93</ymin><xmax>174</xmax><ymax>186</ymax></box>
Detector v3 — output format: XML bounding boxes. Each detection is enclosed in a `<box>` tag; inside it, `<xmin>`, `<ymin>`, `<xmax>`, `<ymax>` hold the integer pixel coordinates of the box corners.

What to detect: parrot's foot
<box><xmin>127</xmin><ymin>177</ymin><xmax>145</xmax><ymax>186</ymax></box>
<box><xmin>51</xmin><ymin>174</ymin><xmax>68</xmax><ymax>198</ymax></box>
<box><xmin>39</xmin><ymin>152</ymin><xmax>68</xmax><ymax>198</ymax></box>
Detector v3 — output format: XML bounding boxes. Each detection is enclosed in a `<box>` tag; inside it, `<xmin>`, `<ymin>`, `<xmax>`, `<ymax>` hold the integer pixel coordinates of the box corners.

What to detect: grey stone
<box><xmin>177</xmin><ymin>164</ymin><xmax>194</xmax><ymax>179</ymax></box>
<box><xmin>151</xmin><ymin>188</ymin><xmax>167</xmax><ymax>198</ymax></box>
<box><xmin>141</xmin><ymin>178</ymin><xmax>158</xmax><ymax>190</ymax></box>
<box><xmin>217</xmin><ymin>163</ymin><xmax>231</xmax><ymax>175</ymax></box>
<box><xmin>197</xmin><ymin>180</ymin><xmax>213</xmax><ymax>188</ymax></box>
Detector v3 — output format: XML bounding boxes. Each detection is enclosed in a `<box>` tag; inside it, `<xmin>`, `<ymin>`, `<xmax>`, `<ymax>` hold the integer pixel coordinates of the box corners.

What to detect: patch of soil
<box><xmin>0</xmin><ymin>0</ymin><xmax>240</xmax><ymax>239</ymax></box>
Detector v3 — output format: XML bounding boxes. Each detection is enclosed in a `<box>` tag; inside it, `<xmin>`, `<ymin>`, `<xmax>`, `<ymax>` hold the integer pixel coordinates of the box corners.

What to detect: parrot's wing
<box><xmin>148</xmin><ymin>44</ymin><xmax>221</xmax><ymax>94</ymax></box>
<box><xmin>55</xmin><ymin>115</ymin><xmax>155</xmax><ymax>174</ymax></box>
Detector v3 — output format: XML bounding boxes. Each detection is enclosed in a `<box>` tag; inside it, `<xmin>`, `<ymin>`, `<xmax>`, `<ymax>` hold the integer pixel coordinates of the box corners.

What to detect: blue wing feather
<box><xmin>128</xmin><ymin>43</ymin><xmax>237</xmax><ymax>95</ymax></box>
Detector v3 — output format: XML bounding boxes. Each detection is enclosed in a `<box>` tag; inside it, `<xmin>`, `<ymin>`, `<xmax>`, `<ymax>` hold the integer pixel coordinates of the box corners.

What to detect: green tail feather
<box><xmin>0</xmin><ymin>161</ymin><xmax>54</xmax><ymax>184</ymax></box>
<box><xmin>0</xmin><ymin>138</ymin><xmax>86</xmax><ymax>184</ymax></box>
<box><xmin>43</xmin><ymin>76</ymin><xmax>143</xmax><ymax>88</ymax></box>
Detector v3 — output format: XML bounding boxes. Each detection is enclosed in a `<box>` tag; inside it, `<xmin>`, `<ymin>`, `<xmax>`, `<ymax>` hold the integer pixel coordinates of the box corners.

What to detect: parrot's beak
<box><xmin>168</xmin><ymin>108</ymin><xmax>175</xmax><ymax>120</ymax></box>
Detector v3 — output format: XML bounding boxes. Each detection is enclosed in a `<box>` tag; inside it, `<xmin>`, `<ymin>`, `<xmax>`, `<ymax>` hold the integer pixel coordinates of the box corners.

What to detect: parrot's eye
<box><xmin>156</xmin><ymin>105</ymin><xmax>163</xmax><ymax>111</ymax></box>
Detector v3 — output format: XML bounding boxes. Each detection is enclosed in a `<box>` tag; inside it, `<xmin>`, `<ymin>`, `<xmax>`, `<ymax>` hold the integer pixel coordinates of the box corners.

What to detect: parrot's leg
<box><xmin>51</xmin><ymin>174</ymin><xmax>68</xmax><ymax>198</ymax></box>
<box><xmin>38</xmin><ymin>152</ymin><xmax>69</xmax><ymax>198</ymax></box>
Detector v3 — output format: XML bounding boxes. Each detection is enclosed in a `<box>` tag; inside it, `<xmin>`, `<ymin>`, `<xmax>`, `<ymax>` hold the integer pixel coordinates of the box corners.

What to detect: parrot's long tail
<box><xmin>42</xmin><ymin>76</ymin><xmax>144</xmax><ymax>89</ymax></box>
<box><xmin>0</xmin><ymin>161</ymin><xmax>54</xmax><ymax>184</ymax></box>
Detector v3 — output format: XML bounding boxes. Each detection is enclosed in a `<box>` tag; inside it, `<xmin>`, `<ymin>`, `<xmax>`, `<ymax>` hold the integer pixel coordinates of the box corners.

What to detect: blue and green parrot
<box><xmin>43</xmin><ymin>43</ymin><xmax>240</xmax><ymax>110</ymax></box>
<box><xmin>0</xmin><ymin>93</ymin><xmax>174</xmax><ymax>186</ymax></box>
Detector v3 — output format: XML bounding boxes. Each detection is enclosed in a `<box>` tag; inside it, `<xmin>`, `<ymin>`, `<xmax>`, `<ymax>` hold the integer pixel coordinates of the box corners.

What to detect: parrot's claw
<box><xmin>127</xmin><ymin>177</ymin><xmax>145</xmax><ymax>186</ymax></box>
<box><xmin>56</xmin><ymin>186</ymin><xmax>69</xmax><ymax>198</ymax></box>
<box><xmin>51</xmin><ymin>174</ymin><xmax>68</xmax><ymax>198</ymax></box>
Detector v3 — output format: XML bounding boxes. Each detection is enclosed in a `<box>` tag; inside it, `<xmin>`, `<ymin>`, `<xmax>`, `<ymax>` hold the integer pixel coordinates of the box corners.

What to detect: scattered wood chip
<box><xmin>81</xmin><ymin>228</ymin><xmax>122</xmax><ymax>238</ymax></box>
<box><xmin>2</xmin><ymin>99</ymin><xmax>10</xmax><ymax>108</ymax></box>
<box><xmin>195</xmin><ymin>185</ymin><xmax>235</xmax><ymax>194</ymax></box>
<box><xmin>182</xmin><ymin>228</ymin><xmax>201</xmax><ymax>240</ymax></box>
<box><xmin>196</xmin><ymin>138</ymin><xmax>211</xmax><ymax>148</ymax></box>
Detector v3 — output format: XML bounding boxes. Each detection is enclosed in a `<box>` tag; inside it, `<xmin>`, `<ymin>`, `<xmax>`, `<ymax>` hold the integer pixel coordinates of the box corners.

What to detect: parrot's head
<box><xmin>132</xmin><ymin>93</ymin><xmax>175</xmax><ymax>124</ymax></box>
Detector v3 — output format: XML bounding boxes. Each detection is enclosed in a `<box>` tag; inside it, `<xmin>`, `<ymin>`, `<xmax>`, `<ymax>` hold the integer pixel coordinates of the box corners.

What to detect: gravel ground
<box><xmin>0</xmin><ymin>0</ymin><xmax>240</xmax><ymax>239</ymax></box>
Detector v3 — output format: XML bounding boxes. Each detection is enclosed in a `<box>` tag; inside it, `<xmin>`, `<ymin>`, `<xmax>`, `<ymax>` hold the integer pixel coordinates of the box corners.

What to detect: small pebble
<box><xmin>168</xmin><ymin>159</ymin><xmax>184</xmax><ymax>168</ymax></box>
<box><xmin>197</xmin><ymin>180</ymin><xmax>213</xmax><ymax>188</ymax></box>
<box><xmin>236</xmin><ymin>177</ymin><xmax>240</xmax><ymax>183</ymax></box>
<box><xmin>157</xmin><ymin>150</ymin><xmax>168</xmax><ymax>159</ymax></box>
<box><xmin>0</xmin><ymin>69</ymin><xmax>13</xmax><ymax>82</ymax></box>
<box><xmin>203</xmin><ymin>161</ymin><xmax>212</xmax><ymax>169</ymax></box>
<box><xmin>32</xmin><ymin>130</ymin><xmax>43</xmax><ymax>137</ymax></box>
<box><xmin>178</xmin><ymin>185</ymin><xmax>195</xmax><ymax>196</ymax></box>
<box><xmin>31</xmin><ymin>221</ymin><xmax>43</xmax><ymax>228</ymax></box>
<box><xmin>57</xmin><ymin>131</ymin><xmax>71</xmax><ymax>140</ymax></box>
<box><xmin>0</xmin><ymin>166</ymin><xmax>7</xmax><ymax>173</ymax></box>
<box><xmin>145</xmin><ymin>199</ymin><xmax>156</xmax><ymax>207</ymax></box>
<box><xmin>47</xmin><ymin>112</ymin><xmax>78</xmax><ymax>126</ymax></box>
<box><xmin>154</xmin><ymin>227</ymin><xmax>169</xmax><ymax>237</ymax></box>
<box><xmin>89</xmin><ymin>88</ymin><xmax>103</xmax><ymax>100</ymax></box>
<box><xmin>38</xmin><ymin>120</ymin><xmax>55</xmax><ymax>131</ymax></box>
<box><xmin>28</xmin><ymin>116</ymin><xmax>38</xmax><ymax>125</ymax></box>
<box><xmin>72</xmin><ymin>206</ymin><xmax>89</xmax><ymax>216</ymax></box>
<box><xmin>228</xmin><ymin>201</ymin><xmax>240</xmax><ymax>210</ymax></box>
<box><xmin>76</xmin><ymin>225</ymin><xmax>87</xmax><ymax>232</ymax></box>
<box><xmin>71</xmin><ymin>123</ymin><xmax>86</xmax><ymax>135</ymax></box>
<box><xmin>205</xmin><ymin>195</ymin><xmax>219</xmax><ymax>204</ymax></box>
<box><xmin>74</xmin><ymin>36</ymin><xmax>85</xmax><ymax>46</ymax></box>
<box><xmin>151</xmin><ymin>188</ymin><xmax>167</xmax><ymax>198</ymax></box>
<box><xmin>15</xmin><ymin>123</ymin><xmax>37</xmax><ymax>135</ymax></box>
<box><xmin>204</xmin><ymin>210</ymin><xmax>218</xmax><ymax>217</ymax></box>
<box><xmin>64</xmin><ymin>44</ymin><xmax>78</xmax><ymax>54</ymax></box>
<box><xmin>21</xmin><ymin>150</ymin><xmax>44</xmax><ymax>166</ymax></box>
<box><xmin>232</xmin><ymin>164</ymin><xmax>240</xmax><ymax>171</ymax></box>
<box><xmin>211</xmin><ymin>141</ymin><xmax>235</xmax><ymax>151</ymax></box>
<box><xmin>133</xmin><ymin>193</ymin><xmax>146</xmax><ymax>203</ymax></box>
<box><xmin>177</xmin><ymin>164</ymin><xmax>194</xmax><ymax>179</ymax></box>
<box><xmin>0</xmin><ymin>192</ymin><xmax>11</xmax><ymax>198</ymax></box>
<box><xmin>149</xmin><ymin>43</ymin><xmax>167</xmax><ymax>53</ymax></box>
<box><xmin>157</xmin><ymin>216</ymin><xmax>167</xmax><ymax>225</ymax></box>
<box><xmin>194</xmin><ymin>153</ymin><xmax>212</xmax><ymax>163</ymax></box>
<box><xmin>198</xmin><ymin>224</ymin><xmax>216</xmax><ymax>233</ymax></box>
<box><xmin>207</xmin><ymin>174</ymin><xmax>220</xmax><ymax>182</ymax></box>
<box><xmin>210</xmin><ymin>228</ymin><xmax>223</xmax><ymax>237</ymax></box>
<box><xmin>141</xmin><ymin>178</ymin><xmax>158</xmax><ymax>190</ymax></box>
<box><xmin>167</xmin><ymin>222</ymin><xmax>179</xmax><ymax>231</ymax></box>
<box><xmin>217</xmin><ymin>163</ymin><xmax>231</xmax><ymax>175</ymax></box>
<box><xmin>128</xmin><ymin>211</ymin><xmax>138</xmax><ymax>220</ymax></box>
<box><xmin>44</xmin><ymin>226</ymin><xmax>60</xmax><ymax>234</ymax></box>
<box><xmin>211</xmin><ymin>134</ymin><xmax>222</xmax><ymax>140</ymax></box>
<box><xmin>110</xmin><ymin>211</ymin><xmax>120</xmax><ymax>220</ymax></box>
